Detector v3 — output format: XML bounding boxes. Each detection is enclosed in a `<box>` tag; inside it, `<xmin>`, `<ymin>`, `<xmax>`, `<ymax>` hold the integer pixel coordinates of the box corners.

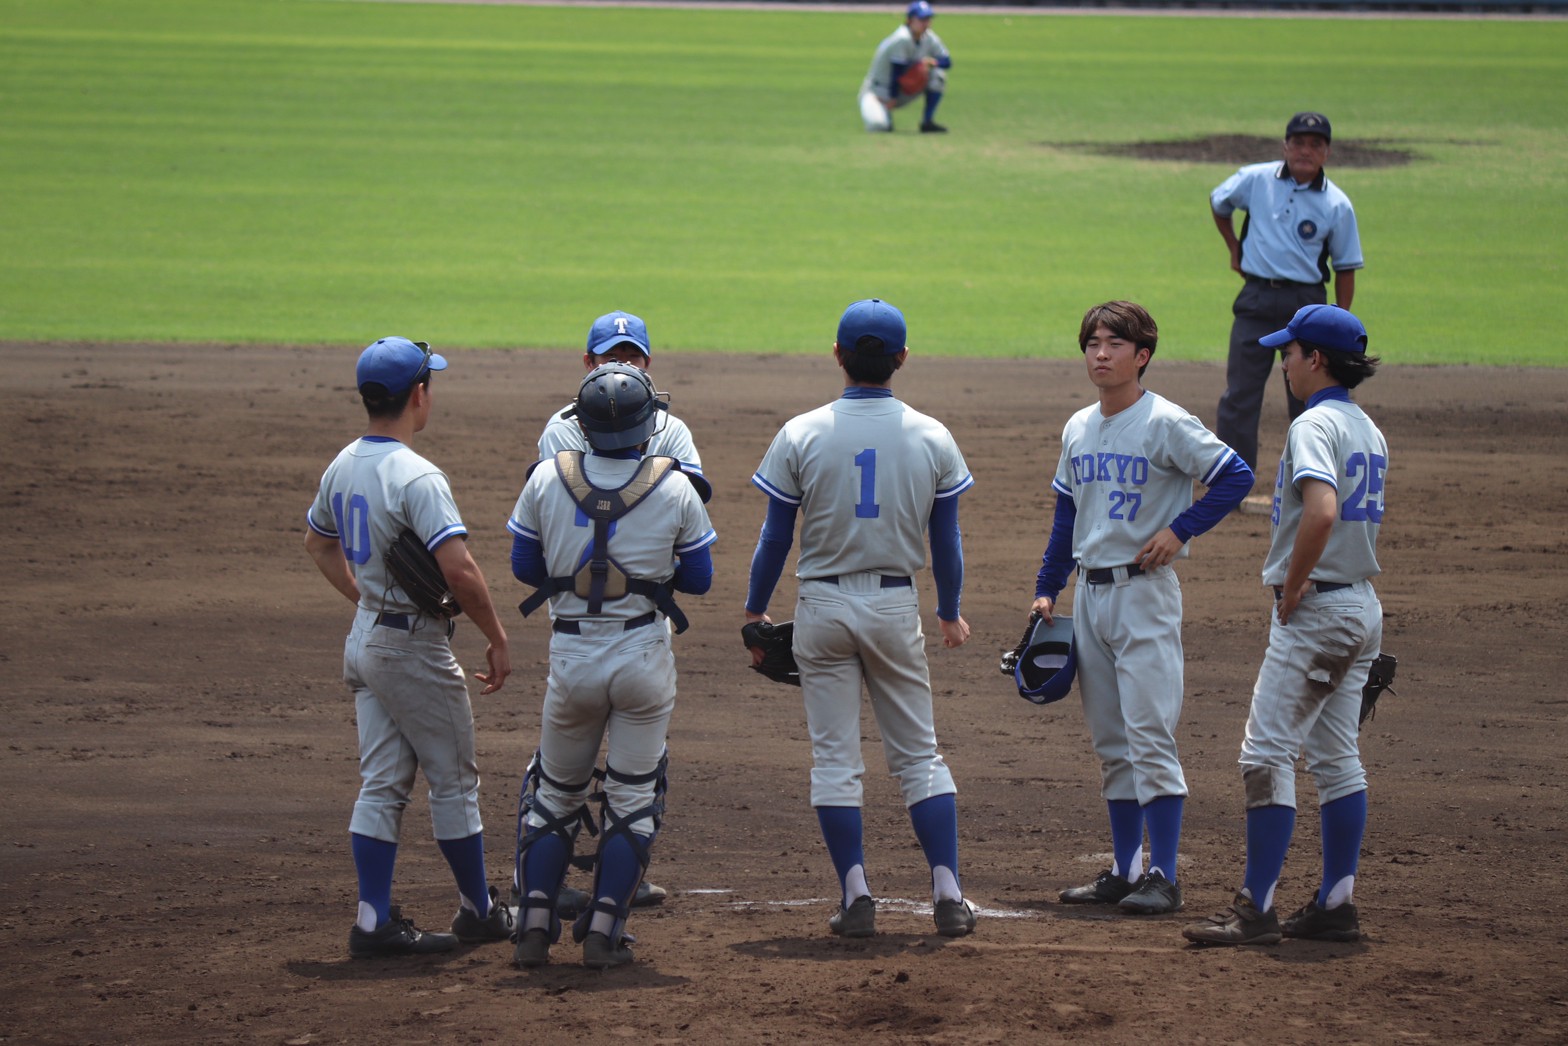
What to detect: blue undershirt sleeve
<box><xmin>671</xmin><ymin>545</ymin><xmax>713</xmax><ymax>596</ymax></box>
<box><xmin>936</xmin><ymin>55</ymin><xmax>951</xmax><ymax>69</ymax></box>
<box><xmin>511</xmin><ymin>532</ymin><xmax>548</xmax><ymax>587</ymax></box>
<box><xmin>1034</xmin><ymin>492</ymin><xmax>1077</xmax><ymax>601</ymax></box>
<box><xmin>927</xmin><ymin>495</ymin><xmax>964</xmax><ymax>622</ymax></box>
<box><xmin>1169</xmin><ymin>455</ymin><xmax>1254</xmax><ymax>543</ymax></box>
<box><xmin>746</xmin><ymin>496</ymin><xmax>797</xmax><ymax>615</ymax></box>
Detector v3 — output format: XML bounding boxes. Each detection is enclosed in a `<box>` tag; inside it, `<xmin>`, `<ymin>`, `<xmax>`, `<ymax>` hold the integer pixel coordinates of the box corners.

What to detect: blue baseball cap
<box><xmin>587</xmin><ymin>310</ymin><xmax>651</xmax><ymax>358</ymax></box>
<box><xmin>356</xmin><ymin>337</ymin><xmax>446</xmax><ymax>393</ymax></box>
<box><xmin>907</xmin><ymin>1</ymin><xmax>934</xmax><ymax>18</ymax></box>
<box><xmin>1259</xmin><ymin>304</ymin><xmax>1368</xmax><ymax>354</ymax></box>
<box><xmin>837</xmin><ymin>298</ymin><xmax>907</xmax><ymax>355</ymax></box>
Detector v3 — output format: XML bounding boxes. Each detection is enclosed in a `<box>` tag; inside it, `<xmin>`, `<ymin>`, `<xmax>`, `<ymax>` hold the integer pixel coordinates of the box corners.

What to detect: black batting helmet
<box><xmin>567</xmin><ymin>362</ymin><xmax>668</xmax><ymax>451</ymax></box>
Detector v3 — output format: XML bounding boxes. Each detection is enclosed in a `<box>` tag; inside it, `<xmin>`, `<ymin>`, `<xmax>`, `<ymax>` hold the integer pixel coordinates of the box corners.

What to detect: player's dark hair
<box><xmin>1298</xmin><ymin>339</ymin><xmax>1381</xmax><ymax>389</ymax></box>
<box><xmin>840</xmin><ymin>337</ymin><xmax>902</xmax><ymax>385</ymax></box>
<box><xmin>360</xmin><ymin>371</ymin><xmax>432</xmax><ymax>418</ymax></box>
<box><xmin>1079</xmin><ymin>300</ymin><xmax>1158</xmax><ymax>378</ymax></box>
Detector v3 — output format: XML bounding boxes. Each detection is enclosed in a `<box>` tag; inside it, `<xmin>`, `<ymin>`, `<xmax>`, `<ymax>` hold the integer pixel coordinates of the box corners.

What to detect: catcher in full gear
<box><xmin>506</xmin><ymin>360</ymin><xmax>716</xmax><ymax>969</ymax></box>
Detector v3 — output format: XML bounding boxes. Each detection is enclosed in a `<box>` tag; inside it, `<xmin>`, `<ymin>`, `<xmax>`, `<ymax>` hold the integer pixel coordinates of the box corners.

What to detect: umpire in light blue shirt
<box><xmin>1210</xmin><ymin>112</ymin><xmax>1364</xmax><ymax>473</ymax></box>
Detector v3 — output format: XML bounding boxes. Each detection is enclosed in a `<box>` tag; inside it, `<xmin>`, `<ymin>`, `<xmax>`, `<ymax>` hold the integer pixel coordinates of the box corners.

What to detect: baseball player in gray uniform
<box><xmin>1032</xmin><ymin>302</ymin><xmax>1253</xmax><ymax>917</ymax></box>
<box><xmin>508</xmin><ymin>362</ymin><xmax>716</xmax><ymax>969</ymax></box>
<box><xmin>746</xmin><ymin>298</ymin><xmax>978</xmax><ymax>939</ymax></box>
<box><xmin>304</xmin><ymin>337</ymin><xmax>516</xmax><ymax>959</ymax></box>
<box><xmin>1184</xmin><ymin>305</ymin><xmax>1385</xmax><ymax>946</ymax></box>
<box><xmin>537</xmin><ymin>310</ymin><xmax>703</xmax><ymax>483</ymax></box>
<box><xmin>535</xmin><ymin>309</ymin><xmax>693</xmax><ymax>916</ymax></box>
<box><xmin>1211</xmin><ymin>112</ymin><xmax>1363</xmax><ymax>473</ymax></box>
<box><xmin>858</xmin><ymin>1</ymin><xmax>952</xmax><ymax>134</ymax></box>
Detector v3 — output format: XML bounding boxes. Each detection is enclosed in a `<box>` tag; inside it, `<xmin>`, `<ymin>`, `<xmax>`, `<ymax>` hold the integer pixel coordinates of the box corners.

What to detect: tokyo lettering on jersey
<box><xmin>1052</xmin><ymin>392</ymin><xmax>1239</xmax><ymax>568</ymax></box>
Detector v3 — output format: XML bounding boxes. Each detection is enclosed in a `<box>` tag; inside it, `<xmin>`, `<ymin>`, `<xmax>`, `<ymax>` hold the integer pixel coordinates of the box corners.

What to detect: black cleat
<box><xmin>348</xmin><ymin>906</ymin><xmax>459</xmax><ymax>959</ymax></box>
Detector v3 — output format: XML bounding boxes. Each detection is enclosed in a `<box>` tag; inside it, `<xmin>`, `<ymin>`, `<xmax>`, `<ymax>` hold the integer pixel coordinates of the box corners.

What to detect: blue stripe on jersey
<box><xmin>676</xmin><ymin>529</ymin><xmax>718</xmax><ymax>556</ymax></box>
<box><xmin>751</xmin><ymin>473</ymin><xmax>800</xmax><ymax>505</ymax></box>
<box><xmin>505</xmin><ymin>517</ymin><xmax>539</xmax><ymax>540</ymax></box>
<box><xmin>360</xmin><ymin>435</ymin><xmax>401</xmax><ymax>444</ymax></box>
<box><xmin>428</xmin><ymin>523</ymin><xmax>467</xmax><ymax>550</ymax></box>
<box><xmin>1051</xmin><ymin>477</ymin><xmax>1072</xmax><ymax>498</ymax></box>
<box><xmin>306</xmin><ymin>511</ymin><xmax>337</xmax><ymax>538</ymax></box>
<box><xmin>1170</xmin><ymin>454</ymin><xmax>1253</xmax><ymax>544</ymax></box>
<box><xmin>1296</xmin><ymin>466</ymin><xmax>1339</xmax><ymax>488</ymax></box>
<box><xmin>935</xmin><ymin>473</ymin><xmax>975</xmax><ymax>499</ymax></box>
<box><xmin>1199</xmin><ymin>445</ymin><xmax>1238</xmax><ymax>487</ymax></box>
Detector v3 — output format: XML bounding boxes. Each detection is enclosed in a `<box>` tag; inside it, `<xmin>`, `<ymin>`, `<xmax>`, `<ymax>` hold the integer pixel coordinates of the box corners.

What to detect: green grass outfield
<box><xmin>1</xmin><ymin>0</ymin><xmax>1564</xmax><ymax>362</ymax></box>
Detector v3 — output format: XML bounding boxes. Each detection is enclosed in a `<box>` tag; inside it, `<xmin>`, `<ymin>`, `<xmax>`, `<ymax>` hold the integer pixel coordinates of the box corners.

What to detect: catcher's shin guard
<box><xmin>514</xmin><ymin>750</ymin><xmax>596</xmax><ymax>941</ymax></box>
<box><xmin>571</xmin><ymin>749</ymin><xmax>668</xmax><ymax>946</ymax></box>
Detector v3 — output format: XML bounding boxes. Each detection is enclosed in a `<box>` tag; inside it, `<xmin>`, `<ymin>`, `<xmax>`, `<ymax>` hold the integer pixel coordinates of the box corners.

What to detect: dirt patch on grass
<box><xmin>1057</xmin><ymin>133</ymin><xmax>1419</xmax><ymax>166</ymax></box>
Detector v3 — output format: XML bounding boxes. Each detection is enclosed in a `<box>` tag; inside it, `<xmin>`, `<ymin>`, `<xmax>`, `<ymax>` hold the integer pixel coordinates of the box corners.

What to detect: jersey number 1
<box><xmin>854</xmin><ymin>449</ymin><xmax>880</xmax><ymax>519</ymax></box>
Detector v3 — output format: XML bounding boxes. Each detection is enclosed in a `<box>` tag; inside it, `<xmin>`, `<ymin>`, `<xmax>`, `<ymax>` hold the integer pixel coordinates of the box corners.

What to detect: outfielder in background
<box><xmin>859</xmin><ymin>1</ymin><xmax>952</xmax><ymax>134</ymax></box>
<box><xmin>508</xmin><ymin>362</ymin><xmax>716</xmax><ymax>969</ymax></box>
<box><xmin>1032</xmin><ymin>302</ymin><xmax>1253</xmax><ymax>917</ymax></box>
<box><xmin>304</xmin><ymin>337</ymin><xmax>516</xmax><ymax>959</ymax></box>
<box><xmin>1184</xmin><ymin>305</ymin><xmax>1386</xmax><ymax>947</ymax></box>
<box><xmin>1211</xmin><ymin>111</ymin><xmax>1363</xmax><ymax>474</ymax></box>
<box><xmin>534</xmin><ymin>308</ymin><xmax>693</xmax><ymax>915</ymax></box>
<box><xmin>745</xmin><ymin>298</ymin><xmax>978</xmax><ymax>940</ymax></box>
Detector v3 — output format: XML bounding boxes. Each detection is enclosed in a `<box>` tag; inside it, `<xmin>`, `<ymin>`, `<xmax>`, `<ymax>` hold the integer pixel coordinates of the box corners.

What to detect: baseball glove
<box><xmin>999</xmin><ymin>611</ymin><xmax>1043</xmax><ymax>676</ymax></box>
<box><xmin>384</xmin><ymin>528</ymin><xmax>461</xmax><ymax>620</ymax></box>
<box><xmin>1359</xmin><ymin>652</ymin><xmax>1398</xmax><ymax>726</ymax></box>
<box><xmin>897</xmin><ymin>62</ymin><xmax>929</xmax><ymax>97</ymax></box>
<box><xmin>741</xmin><ymin>620</ymin><xmax>800</xmax><ymax>686</ymax></box>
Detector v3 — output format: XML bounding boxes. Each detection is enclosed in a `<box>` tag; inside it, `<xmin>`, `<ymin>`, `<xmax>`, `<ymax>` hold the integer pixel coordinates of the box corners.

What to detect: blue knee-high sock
<box><xmin>436</xmin><ymin>832</ymin><xmax>491</xmax><ymax>916</ymax></box>
<box><xmin>1243</xmin><ymin>805</ymin><xmax>1297</xmax><ymax>912</ymax></box>
<box><xmin>922</xmin><ymin>90</ymin><xmax>943</xmax><ymax>124</ymax></box>
<box><xmin>521</xmin><ymin>831</ymin><xmax>571</xmax><ymax>899</ymax></box>
<box><xmin>1143</xmin><ymin>795</ymin><xmax>1184</xmax><ymax>884</ymax></box>
<box><xmin>1318</xmin><ymin>790</ymin><xmax>1367</xmax><ymax>907</ymax></box>
<box><xmin>908</xmin><ymin>793</ymin><xmax>960</xmax><ymax>880</ymax></box>
<box><xmin>1107</xmin><ymin>799</ymin><xmax>1144</xmax><ymax>881</ymax></box>
<box><xmin>351</xmin><ymin>832</ymin><xmax>397</xmax><ymax>926</ymax></box>
<box><xmin>816</xmin><ymin>806</ymin><xmax>866</xmax><ymax>904</ymax></box>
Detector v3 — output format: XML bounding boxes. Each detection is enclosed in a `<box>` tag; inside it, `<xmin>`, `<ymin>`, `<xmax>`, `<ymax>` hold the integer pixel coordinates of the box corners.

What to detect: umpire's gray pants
<box><xmin>1215</xmin><ymin>279</ymin><xmax>1326</xmax><ymax>472</ymax></box>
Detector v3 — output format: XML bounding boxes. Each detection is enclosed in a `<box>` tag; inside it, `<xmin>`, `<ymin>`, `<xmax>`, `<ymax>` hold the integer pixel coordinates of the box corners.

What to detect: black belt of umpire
<box><xmin>813</xmin><ymin>574</ymin><xmax>912</xmax><ymax>588</ymax></box>
<box><xmin>552</xmin><ymin>611</ymin><xmax>659</xmax><ymax>635</ymax></box>
<box><xmin>1244</xmin><ymin>274</ymin><xmax>1323</xmax><ymax>290</ymax></box>
<box><xmin>1273</xmin><ymin>581</ymin><xmax>1353</xmax><ymax>600</ymax></box>
<box><xmin>1084</xmin><ymin>564</ymin><xmax>1146</xmax><ymax>585</ymax></box>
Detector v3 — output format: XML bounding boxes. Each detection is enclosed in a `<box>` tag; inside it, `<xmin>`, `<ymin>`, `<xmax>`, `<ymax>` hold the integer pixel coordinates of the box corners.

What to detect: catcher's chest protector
<box><xmin>554</xmin><ymin>451</ymin><xmax>676</xmax><ymax>613</ymax></box>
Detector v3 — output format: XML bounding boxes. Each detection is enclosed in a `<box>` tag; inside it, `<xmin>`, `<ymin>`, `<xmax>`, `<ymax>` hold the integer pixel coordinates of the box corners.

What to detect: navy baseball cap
<box><xmin>356</xmin><ymin>337</ymin><xmax>446</xmax><ymax>393</ymax></box>
<box><xmin>1259</xmin><ymin>304</ymin><xmax>1368</xmax><ymax>354</ymax></box>
<box><xmin>1286</xmin><ymin>111</ymin><xmax>1332</xmax><ymax>142</ymax></box>
<box><xmin>908</xmin><ymin>1</ymin><xmax>934</xmax><ymax>18</ymax></box>
<box><xmin>587</xmin><ymin>310</ymin><xmax>651</xmax><ymax>358</ymax></box>
<box><xmin>837</xmin><ymin>298</ymin><xmax>907</xmax><ymax>355</ymax></box>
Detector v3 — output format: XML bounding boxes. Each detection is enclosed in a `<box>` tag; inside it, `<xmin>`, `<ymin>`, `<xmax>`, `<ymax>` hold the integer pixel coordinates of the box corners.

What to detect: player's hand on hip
<box><xmin>938</xmin><ymin>615</ymin><xmax>970</xmax><ymax>649</ymax></box>
<box><xmin>1275</xmin><ymin>585</ymin><xmax>1307</xmax><ymax>626</ymax></box>
<box><xmin>1136</xmin><ymin>528</ymin><xmax>1184</xmax><ymax>570</ymax></box>
<box><xmin>1031</xmin><ymin>596</ymin><xmax>1055</xmax><ymax>624</ymax></box>
<box><xmin>475</xmin><ymin>643</ymin><xmax>511</xmax><ymax>695</ymax></box>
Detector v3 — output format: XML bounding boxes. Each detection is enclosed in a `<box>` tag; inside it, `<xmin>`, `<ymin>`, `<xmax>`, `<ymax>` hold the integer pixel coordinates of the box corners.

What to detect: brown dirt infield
<box><xmin>2</xmin><ymin>342</ymin><xmax>1565</xmax><ymax>1044</ymax></box>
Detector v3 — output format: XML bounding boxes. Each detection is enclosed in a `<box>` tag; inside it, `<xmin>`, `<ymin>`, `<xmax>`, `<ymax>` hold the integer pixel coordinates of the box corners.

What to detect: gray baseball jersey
<box><xmin>1263</xmin><ymin>397</ymin><xmax>1387</xmax><ymax>586</ymax></box>
<box><xmin>508</xmin><ymin>454</ymin><xmax>716</xmax><ymax>624</ymax></box>
<box><xmin>861</xmin><ymin>24</ymin><xmax>950</xmax><ymax>100</ymax></box>
<box><xmin>753</xmin><ymin>397</ymin><xmax>972</xmax><ymax>581</ymax></box>
<box><xmin>307</xmin><ymin>436</ymin><xmax>468</xmax><ymax>613</ymax></box>
<box><xmin>1052</xmin><ymin>391</ymin><xmax>1239</xmax><ymax>567</ymax></box>
<box><xmin>538</xmin><ymin>407</ymin><xmax>703</xmax><ymax>478</ymax></box>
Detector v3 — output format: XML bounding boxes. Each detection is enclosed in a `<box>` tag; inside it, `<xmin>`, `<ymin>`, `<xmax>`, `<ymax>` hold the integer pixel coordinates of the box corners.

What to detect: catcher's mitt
<box><xmin>384</xmin><ymin>529</ymin><xmax>461</xmax><ymax>620</ymax></box>
<box><xmin>1359</xmin><ymin>652</ymin><xmax>1398</xmax><ymax>726</ymax></box>
<box><xmin>897</xmin><ymin>62</ymin><xmax>929</xmax><ymax>97</ymax></box>
<box><xmin>741</xmin><ymin>620</ymin><xmax>800</xmax><ymax>686</ymax></box>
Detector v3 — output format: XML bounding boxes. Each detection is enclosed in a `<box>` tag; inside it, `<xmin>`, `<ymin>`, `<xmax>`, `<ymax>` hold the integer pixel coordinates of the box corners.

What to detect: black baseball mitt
<box><xmin>1359</xmin><ymin>652</ymin><xmax>1398</xmax><ymax>726</ymax></box>
<box><xmin>741</xmin><ymin>620</ymin><xmax>800</xmax><ymax>686</ymax></box>
<box><xmin>1000</xmin><ymin>611</ymin><xmax>1043</xmax><ymax>676</ymax></box>
<box><xmin>384</xmin><ymin>529</ymin><xmax>461</xmax><ymax>620</ymax></box>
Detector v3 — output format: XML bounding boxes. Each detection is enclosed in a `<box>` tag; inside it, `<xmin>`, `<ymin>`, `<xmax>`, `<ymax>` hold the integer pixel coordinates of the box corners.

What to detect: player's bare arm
<box><xmin>1334</xmin><ymin>269</ymin><xmax>1356</xmax><ymax>310</ymax></box>
<box><xmin>305</xmin><ymin>528</ymin><xmax>360</xmax><ymax>605</ymax></box>
<box><xmin>1276</xmin><ymin>478</ymin><xmax>1337</xmax><ymax>624</ymax></box>
<box><xmin>433</xmin><ymin>536</ymin><xmax>512</xmax><ymax>693</ymax></box>
<box><xmin>1211</xmin><ymin>209</ymin><xmax>1242</xmax><ymax>274</ymax></box>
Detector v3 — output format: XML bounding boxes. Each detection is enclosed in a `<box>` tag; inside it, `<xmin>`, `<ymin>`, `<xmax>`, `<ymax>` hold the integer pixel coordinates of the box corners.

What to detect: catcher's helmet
<box><xmin>568</xmin><ymin>362</ymin><xmax>668</xmax><ymax>451</ymax></box>
<box><xmin>1014</xmin><ymin>614</ymin><xmax>1077</xmax><ymax>705</ymax></box>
